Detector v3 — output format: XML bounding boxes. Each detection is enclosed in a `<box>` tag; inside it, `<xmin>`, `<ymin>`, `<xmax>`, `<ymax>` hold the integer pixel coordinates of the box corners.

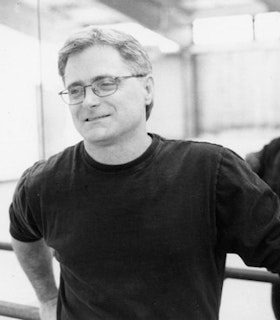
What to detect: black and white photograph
<box><xmin>1</xmin><ymin>1</ymin><xmax>280</xmax><ymax>319</ymax></box>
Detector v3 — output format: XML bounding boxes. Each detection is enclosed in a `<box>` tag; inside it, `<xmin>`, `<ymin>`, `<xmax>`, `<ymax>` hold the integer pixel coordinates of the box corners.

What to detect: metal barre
<box><xmin>0</xmin><ymin>242</ymin><xmax>13</xmax><ymax>251</ymax></box>
<box><xmin>0</xmin><ymin>300</ymin><xmax>39</xmax><ymax>320</ymax></box>
<box><xmin>1</xmin><ymin>241</ymin><xmax>280</xmax><ymax>283</ymax></box>
<box><xmin>1</xmin><ymin>242</ymin><xmax>280</xmax><ymax>319</ymax></box>
<box><xmin>225</xmin><ymin>267</ymin><xmax>280</xmax><ymax>284</ymax></box>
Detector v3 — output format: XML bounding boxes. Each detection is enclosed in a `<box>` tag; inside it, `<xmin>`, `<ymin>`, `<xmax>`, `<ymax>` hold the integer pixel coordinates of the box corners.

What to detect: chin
<box><xmin>84</xmin><ymin>130</ymin><xmax>115</xmax><ymax>146</ymax></box>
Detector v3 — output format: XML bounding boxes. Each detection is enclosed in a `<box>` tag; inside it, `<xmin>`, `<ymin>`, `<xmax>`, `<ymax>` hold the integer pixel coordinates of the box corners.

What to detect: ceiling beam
<box><xmin>100</xmin><ymin>0</ymin><xmax>192</xmax><ymax>31</ymax></box>
<box><xmin>98</xmin><ymin>0</ymin><xmax>268</xmax><ymax>47</ymax></box>
<box><xmin>98</xmin><ymin>0</ymin><xmax>195</xmax><ymax>47</ymax></box>
<box><xmin>100</xmin><ymin>0</ymin><xmax>163</xmax><ymax>30</ymax></box>
<box><xmin>260</xmin><ymin>0</ymin><xmax>280</xmax><ymax>11</ymax></box>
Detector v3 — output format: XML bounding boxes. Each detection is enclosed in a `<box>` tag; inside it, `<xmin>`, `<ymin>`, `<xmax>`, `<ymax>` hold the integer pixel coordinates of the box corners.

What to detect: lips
<box><xmin>85</xmin><ymin>115</ymin><xmax>109</xmax><ymax>122</ymax></box>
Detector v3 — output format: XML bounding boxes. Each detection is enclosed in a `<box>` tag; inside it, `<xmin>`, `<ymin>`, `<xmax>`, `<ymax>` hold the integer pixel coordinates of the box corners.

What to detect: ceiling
<box><xmin>2</xmin><ymin>0</ymin><xmax>280</xmax><ymax>48</ymax></box>
<box><xmin>98</xmin><ymin>0</ymin><xmax>269</xmax><ymax>45</ymax></box>
<box><xmin>45</xmin><ymin>0</ymin><xmax>280</xmax><ymax>45</ymax></box>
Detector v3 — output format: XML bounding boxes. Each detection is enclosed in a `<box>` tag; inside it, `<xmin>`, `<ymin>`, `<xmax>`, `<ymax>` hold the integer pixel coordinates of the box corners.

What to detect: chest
<box><xmin>40</xmin><ymin>168</ymin><xmax>215</xmax><ymax>272</ymax></box>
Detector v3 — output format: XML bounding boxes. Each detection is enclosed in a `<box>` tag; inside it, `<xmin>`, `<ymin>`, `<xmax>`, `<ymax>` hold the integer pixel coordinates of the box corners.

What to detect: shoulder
<box><xmin>20</xmin><ymin>142</ymin><xmax>83</xmax><ymax>190</ymax></box>
<box><xmin>156</xmin><ymin>134</ymin><xmax>227</xmax><ymax>161</ymax></box>
<box><xmin>152</xmin><ymin>134</ymin><xmax>239</xmax><ymax>175</ymax></box>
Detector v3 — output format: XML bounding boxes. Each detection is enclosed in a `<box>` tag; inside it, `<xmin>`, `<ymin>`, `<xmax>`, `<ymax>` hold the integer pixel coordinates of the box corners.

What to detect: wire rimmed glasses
<box><xmin>58</xmin><ymin>74</ymin><xmax>147</xmax><ymax>105</ymax></box>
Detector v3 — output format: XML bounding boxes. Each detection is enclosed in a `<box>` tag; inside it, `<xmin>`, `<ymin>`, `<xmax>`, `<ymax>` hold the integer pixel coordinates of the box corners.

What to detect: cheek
<box><xmin>117</xmin><ymin>100</ymin><xmax>145</xmax><ymax>121</ymax></box>
<box><xmin>69</xmin><ymin>106</ymin><xmax>81</xmax><ymax>124</ymax></box>
<box><xmin>69</xmin><ymin>105</ymin><xmax>79</xmax><ymax>116</ymax></box>
<box><xmin>120</xmin><ymin>91</ymin><xmax>146</xmax><ymax>115</ymax></box>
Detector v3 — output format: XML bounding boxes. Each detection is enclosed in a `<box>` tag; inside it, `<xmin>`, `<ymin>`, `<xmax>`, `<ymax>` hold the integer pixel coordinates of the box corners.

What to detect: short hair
<box><xmin>58</xmin><ymin>26</ymin><xmax>153</xmax><ymax>120</ymax></box>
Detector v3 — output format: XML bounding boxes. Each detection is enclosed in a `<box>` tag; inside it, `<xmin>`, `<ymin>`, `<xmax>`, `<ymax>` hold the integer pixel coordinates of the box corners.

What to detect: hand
<box><xmin>39</xmin><ymin>297</ymin><xmax>57</xmax><ymax>320</ymax></box>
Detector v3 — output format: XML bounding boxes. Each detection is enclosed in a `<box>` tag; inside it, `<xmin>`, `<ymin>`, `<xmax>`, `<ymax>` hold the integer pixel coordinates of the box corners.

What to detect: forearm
<box><xmin>11</xmin><ymin>237</ymin><xmax>58</xmax><ymax>303</ymax></box>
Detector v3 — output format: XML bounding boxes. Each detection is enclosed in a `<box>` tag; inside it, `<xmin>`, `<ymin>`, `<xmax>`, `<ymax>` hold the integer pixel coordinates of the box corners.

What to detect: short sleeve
<box><xmin>216</xmin><ymin>148</ymin><xmax>280</xmax><ymax>273</ymax></box>
<box><xmin>9</xmin><ymin>167</ymin><xmax>42</xmax><ymax>242</ymax></box>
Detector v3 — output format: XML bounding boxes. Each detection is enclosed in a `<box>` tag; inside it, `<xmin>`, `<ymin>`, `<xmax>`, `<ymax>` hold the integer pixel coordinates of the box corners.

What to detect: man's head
<box><xmin>58</xmin><ymin>27</ymin><xmax>153</xmax><ymax>120</ymax></box>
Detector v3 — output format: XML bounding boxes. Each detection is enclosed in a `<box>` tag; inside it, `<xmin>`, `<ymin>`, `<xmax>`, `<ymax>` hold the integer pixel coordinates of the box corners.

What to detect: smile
<box><xmin>85</xmin><ymin>115</ymin><xmax>110</xmax><ymax>122</ymax></box>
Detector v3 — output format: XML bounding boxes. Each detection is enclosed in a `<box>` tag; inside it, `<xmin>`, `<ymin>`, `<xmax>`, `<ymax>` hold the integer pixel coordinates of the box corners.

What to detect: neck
<box><xmin>84</xmin><ymin>133</ymin><xmax>152</xmax><ymax>165</ymax></box>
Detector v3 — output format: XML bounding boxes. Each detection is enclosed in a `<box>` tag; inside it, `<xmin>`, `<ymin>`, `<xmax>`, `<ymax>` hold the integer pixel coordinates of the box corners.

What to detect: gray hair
<box><xmin>58</xmin><ymin>27</ymin><xmax>153</xmax><ymax>119</ymax></box>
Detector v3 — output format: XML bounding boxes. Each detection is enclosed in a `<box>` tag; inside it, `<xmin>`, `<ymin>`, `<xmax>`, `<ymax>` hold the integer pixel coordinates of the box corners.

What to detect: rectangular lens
<box><xmin>95</xmin><ymin>78</ymin><xmax>116</xmax><ymax>93</ymax></box>
<box><xmin>69</xmin><ymin>86</ymin><xmax>83</xmax><ymax>102</ymax></box>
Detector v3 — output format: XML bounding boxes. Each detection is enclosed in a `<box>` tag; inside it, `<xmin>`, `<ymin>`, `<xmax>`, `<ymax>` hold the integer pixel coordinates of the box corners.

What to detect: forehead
<box><xmin>64</xmin><ymin>46</ymin><xmax>131</xmax><ymax>86</ymax></box>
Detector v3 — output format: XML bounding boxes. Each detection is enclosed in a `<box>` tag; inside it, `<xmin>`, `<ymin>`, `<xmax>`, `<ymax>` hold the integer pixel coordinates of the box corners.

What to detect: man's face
<box><xmin>64</xmin><ymin>45</ymin><xmax>153</xmax><ymax>147</ymax></box>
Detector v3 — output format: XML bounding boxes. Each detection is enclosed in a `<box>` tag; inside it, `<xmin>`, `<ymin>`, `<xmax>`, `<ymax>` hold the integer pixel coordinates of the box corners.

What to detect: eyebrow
<box><xmin>67</xmin><ymin>74</ymin><xmax>116</xmax><ymax>90</ymax></box>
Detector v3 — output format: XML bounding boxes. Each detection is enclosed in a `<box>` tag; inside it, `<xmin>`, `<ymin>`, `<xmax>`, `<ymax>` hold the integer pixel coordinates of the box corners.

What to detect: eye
<box><xmin>69</xmin><ymin>86</ymin><xmax>83</xmax><ymax>97</ymax></box>
<box><xmin>97</xmin><ymin>78</ymin><xmax>117</xmax><ymax>91</ymax></box>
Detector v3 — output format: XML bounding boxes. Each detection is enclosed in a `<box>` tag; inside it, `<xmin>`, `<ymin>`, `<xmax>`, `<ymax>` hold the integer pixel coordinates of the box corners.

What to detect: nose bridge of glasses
<box><xmin>80</xmin><ymin>84</ymin><xmax>100</xmax><ymax>108</ymax></box>
<box><xmin>84</xmin><ymin>83</ymin><xmax>100</xmax><ymax>99</ymax></box>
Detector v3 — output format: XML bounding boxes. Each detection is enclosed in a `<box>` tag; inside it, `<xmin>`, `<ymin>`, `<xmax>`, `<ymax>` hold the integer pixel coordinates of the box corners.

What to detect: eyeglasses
<box><xmin>58</xmin><ymin>74</ymin><xmax>147</xmax><ymax>105</ymax></box>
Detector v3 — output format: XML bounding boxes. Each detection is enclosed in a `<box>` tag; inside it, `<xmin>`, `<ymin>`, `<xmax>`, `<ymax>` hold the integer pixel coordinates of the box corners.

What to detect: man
<box><xmin>246</xmin><ymin>137</ymin><xmax>280</xmax><ymax>320</ymax></box>
<box><xmin>9</xmin><ymin>27</ymin><xmax>280</xmax><ymax>320</ymax></box>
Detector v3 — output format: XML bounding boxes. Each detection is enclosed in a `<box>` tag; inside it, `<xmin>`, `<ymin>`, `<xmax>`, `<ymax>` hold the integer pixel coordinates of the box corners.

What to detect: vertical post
<box><xmin>180</xmin><ymin>36</ymin><xmax>200</xmax><ymax>137</ymax></box>
<box><xmin>252</xmin><ymin>14</ymin><xmax>256</xmax><ymax>42</ymax></box>
<box><xmin>36</xmin><ymin>0</ymin><xmax>46</xmax><ymax>160</ymax></box>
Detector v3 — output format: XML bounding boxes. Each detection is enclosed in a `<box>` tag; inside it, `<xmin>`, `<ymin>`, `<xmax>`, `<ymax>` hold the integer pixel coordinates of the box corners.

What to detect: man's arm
<box><xmin>11</xmin><ymin>237</ymin><xmax>58</xmax><ymax>319</ymax></box>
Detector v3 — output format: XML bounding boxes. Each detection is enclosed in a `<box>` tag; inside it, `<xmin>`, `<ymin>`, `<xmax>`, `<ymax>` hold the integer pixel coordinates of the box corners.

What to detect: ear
<box><xmin>143</xmin><ymin>75</ymin><xmax>154</xmax><ymax>106</ymax></box>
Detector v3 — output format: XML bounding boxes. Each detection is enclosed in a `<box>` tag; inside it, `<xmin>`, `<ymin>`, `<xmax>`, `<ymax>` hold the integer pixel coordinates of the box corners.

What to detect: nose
<box><xmin>83</xmin><ymin>86</ymin><xmax>100</xmax><ymax>109</ymax></box>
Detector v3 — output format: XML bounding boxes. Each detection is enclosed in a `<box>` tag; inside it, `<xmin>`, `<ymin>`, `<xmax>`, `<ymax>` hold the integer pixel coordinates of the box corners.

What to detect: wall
<box><xmin>193</xmin><ymin>43</ymin><xmax>280</xmax><ymax>133</ymax></box>
<box><xmin>147</xmin><ymin>54</ymin><xmax>185</xmax><ymax>139</ymax></box>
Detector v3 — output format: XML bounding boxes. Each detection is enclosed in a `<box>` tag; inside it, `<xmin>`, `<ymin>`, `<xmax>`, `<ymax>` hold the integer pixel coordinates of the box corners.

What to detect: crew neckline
<box><xmin>82</xmin><ymin>133</ymin><xmax>160</xmax><ymax>173</ymax></box>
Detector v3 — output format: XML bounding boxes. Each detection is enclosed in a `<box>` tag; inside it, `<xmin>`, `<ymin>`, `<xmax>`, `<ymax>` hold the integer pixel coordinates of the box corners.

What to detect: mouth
<box><xmin>85</xmin><ymin>115</ymin><xmax>110</xmax><ymax>122</ymax></box>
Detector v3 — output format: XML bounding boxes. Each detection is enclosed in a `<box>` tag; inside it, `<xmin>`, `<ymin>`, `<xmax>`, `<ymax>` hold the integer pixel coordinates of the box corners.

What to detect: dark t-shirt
<box><xmin>247</xmin><ymin>137</ymin><xmax>280</xmax><ymax>319</ymax></box>
<box><xmin>9</xmin><ymin>134</ymin><xmax>280</xmax><ymax>319</ymax></box>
